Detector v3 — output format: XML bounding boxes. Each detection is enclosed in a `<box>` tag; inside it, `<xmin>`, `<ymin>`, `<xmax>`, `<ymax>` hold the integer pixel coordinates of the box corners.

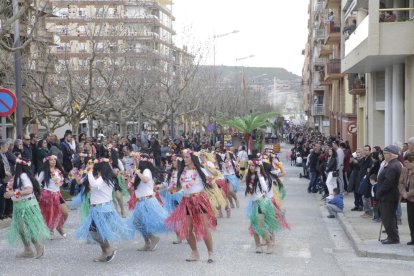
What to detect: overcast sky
<box><xmin>172</xmin><ymin>0</ymin><xmax>309</xmax><ymax>76</ymax></box>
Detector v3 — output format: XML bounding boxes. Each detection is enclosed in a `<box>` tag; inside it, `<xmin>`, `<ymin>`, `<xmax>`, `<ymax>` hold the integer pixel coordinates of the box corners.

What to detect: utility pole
<box><xmin>13</xmin><ymin>0</ymin><xmax>23</xmax><ymax>137</ymax></box>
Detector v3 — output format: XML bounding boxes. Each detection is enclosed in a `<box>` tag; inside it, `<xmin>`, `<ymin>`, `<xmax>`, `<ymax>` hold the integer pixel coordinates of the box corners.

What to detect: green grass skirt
<box><xmin>7</xmin><ymin>199</ymin><xmax>50</xmax><ymax>245</ymax></box>
<box><xmin>249</xmin><ymin>197</ymin><xmax>280</xmax><ymax>236</ymax></box>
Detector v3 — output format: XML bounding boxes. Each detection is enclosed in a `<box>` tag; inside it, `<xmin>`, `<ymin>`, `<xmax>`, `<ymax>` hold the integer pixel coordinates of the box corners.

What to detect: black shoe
<box><xmin>381</xmin><ymin>239</ymin><xmax>399</xmax><ymax>245</ymax></box>
<box><xmin>327</xmin><ymin>215</ymin><xmax>335</xmax><ymax>218</ymax></box>
<box><xmin>407</xmin><ymin>241</ymin><xmax>414</xmax><ymax>246</ymax></box>
<box><xmin>382</xmin><ymin>230</ymin><xmax>387</xmax><ymax>233</ymax></box>
<box><xmin>357</xmin><ymin>207</ymin><xmax>363</xmax><ymax>211</ymax></box>
<box><xmin>351</xmin><ymin>207</ymin><xmax>359</xmax><ymax>211</ymax></box>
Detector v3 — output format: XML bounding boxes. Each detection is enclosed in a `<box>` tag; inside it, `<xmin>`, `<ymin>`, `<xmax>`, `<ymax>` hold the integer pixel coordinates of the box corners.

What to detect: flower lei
<box><xmin>43</xmin><ymin>155</ymin><xmax>57</xmax><ymax>163</ymax></box>
<box><xmin>94</xmin><ymin>158</ymin><xmax>110</xmax><ymax>164</ymax></box>
<box><xmin>79</xmin><ymin>153</ymin><xmax>92</xmax><ymax>158</ymax></box>
<box><xmin>180</xmin><ymin>169</ymin><xmax>198</xmax><ymax>190</ymax></box>
<box><xmin>50</xmin><ymin>168</ymin><xmax>64</xmax><ymax>186</ymax></box>
<box><xmin>16</xmin><ymin>159</ymin><xmax>31</xmax><ymax>167</ymax></box>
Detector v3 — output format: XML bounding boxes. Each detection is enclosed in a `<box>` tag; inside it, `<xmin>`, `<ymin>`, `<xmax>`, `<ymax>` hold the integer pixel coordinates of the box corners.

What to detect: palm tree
<box><xmin>214</xmin><ymin>112</ymin><xmax>278</xmax><ymax>154</ymax></box>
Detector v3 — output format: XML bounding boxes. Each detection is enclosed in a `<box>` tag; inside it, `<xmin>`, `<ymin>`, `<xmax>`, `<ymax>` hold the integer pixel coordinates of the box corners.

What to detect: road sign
<box><xmin>347</xmin><ymin>122</ymin><xmax>357</xmax><ymax>134</ymax></box>
<box><xmin>0</xmin><ymin>88</ymin><xmax>17</xmax><ymax>117</ymax></box>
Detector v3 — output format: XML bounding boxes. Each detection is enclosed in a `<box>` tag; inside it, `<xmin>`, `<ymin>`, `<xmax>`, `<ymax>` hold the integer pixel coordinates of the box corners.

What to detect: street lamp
<box><xmin>235</xmin><ymin>54</ymin><xmax>255</xmax><ymax>62</ymax></box>
<box><xmin>213</xmin><ymin>30</ymin><xmax>239</xmax><ymax>66</ymax></box>
<box><xmin>235</xmin><ymin>55</ymin><xmax>255</xmax><ymax>112</ymax></box>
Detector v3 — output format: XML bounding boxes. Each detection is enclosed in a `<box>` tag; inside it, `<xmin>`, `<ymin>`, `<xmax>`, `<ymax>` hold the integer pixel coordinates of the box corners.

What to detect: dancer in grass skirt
<box><xmin>160</xmin><ymin>154</ymin><xmax>184</xmax><ymax>244</ymax></box>
<box><xmin>76</xmin><ymin>159</ymin><xmax>130</xmax><ymax>263</ymax></box>
<box><xmin>165</xmin><ymin>149</ymin><xmax>216</xmax><ymax>263</ymax></box>
<box><xmin>37</xmin><ymin>155</ymin><xmax>68</xmax><ymax>239</ymax></box>
<box><xmin>127</xmin><ymin>153</ymin><xmax>168</xmax><ymax>251</ymax></box>
<box><xmin>221</xmin><ymin>150</ymin><xmax>240</xmax><ymax>209</ymax></box>
<box><xmin>5</xmin><ymin>159</ymin><xmax>48</xmax><ymax>259</ymax></box>
<box><xmin>245</xmin><ymin>160</ymin><xmax>278</xmax><ymax>254</ymax></box>
<box><xmin>108</xmin><ymin>145</ymin><xmax>128</xmax><ymax>218</ymax></box>
<box><xmin>199</xmin><ymin>150</ymin><xmax>227</xmax><ymax>218</ymax></box>
<box><xmin>262</xmin><ymin>157</ymin><xmax>290</xmax><ymax>232</ymax></box>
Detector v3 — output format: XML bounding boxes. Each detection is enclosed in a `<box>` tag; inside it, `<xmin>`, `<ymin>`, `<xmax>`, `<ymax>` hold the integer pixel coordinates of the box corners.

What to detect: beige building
<box><xmin>342</xmin><ymin>0</ymin><xmax>414</xmax><ymax>147</ymax></box>
<box><xmin>303</xmin><ymin>0</ymin><xmax>357</xmax><ymax>149</ymax></box>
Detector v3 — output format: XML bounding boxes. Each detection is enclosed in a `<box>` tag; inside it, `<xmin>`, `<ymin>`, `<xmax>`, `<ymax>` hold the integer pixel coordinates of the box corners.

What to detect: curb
<box><xmin>337</xmin><ymin>212</ymin><xmax>414</xmax><ymax>261</ymax></box>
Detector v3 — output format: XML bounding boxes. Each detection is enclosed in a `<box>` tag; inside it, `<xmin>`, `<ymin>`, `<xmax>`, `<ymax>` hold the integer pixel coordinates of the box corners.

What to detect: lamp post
<box><xmin>235</xmin><ymin>55</ymin><xmax>255</xmax><ymax>113</ymax></box>
<box><xmin>213</xmin><ymin>30</ymin><xmax>239</xmax><ymax>67</ymax></box>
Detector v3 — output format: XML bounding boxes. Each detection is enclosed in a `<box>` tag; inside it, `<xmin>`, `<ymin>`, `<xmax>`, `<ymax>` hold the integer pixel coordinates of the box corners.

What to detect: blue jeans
<box><xmin>396</xmin><ymin>202</ymin><xmax>402</xmax><ymax>220</ymax></box>
<box><xmin>308</xmin><ymin>172</ymin><xmax>318</xmax><ymax>192</ymax></box>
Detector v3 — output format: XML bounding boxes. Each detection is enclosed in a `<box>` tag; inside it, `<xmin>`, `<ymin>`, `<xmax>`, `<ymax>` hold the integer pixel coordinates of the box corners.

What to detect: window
<box><xmin>78</xmin><ymin>43</ymin><xmax>87</xmax><ymax>52</ymax></box>
<box><xmin>78</xmin><ymin>9</ymin><xmax>86</xmax><ymax>18</ymax></box>
<box><xmin>77</xmin><ymin>25</ymin><xmax>86</xmax><ymax>34</ymax></box>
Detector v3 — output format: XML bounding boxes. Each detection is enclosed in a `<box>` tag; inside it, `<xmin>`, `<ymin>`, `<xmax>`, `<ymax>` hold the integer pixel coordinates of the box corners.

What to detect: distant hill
<box><xmin>199</xmin><ymin>65</ymin><xmax>300</xmax><ymax>81</ymax></box>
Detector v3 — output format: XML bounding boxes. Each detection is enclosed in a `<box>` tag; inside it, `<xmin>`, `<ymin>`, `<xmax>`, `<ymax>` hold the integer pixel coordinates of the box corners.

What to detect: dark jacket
<box><xmin>358</xmin><ymin>155</ymin><xmax>373</xmax><ymax>182</ymax></box>
<box><xmin>5</xmin><ymin>150</ymin><xmax>16</xmax><ymax>175</ymax></box>
<box><xmin>308</xmin><ymin>151</ymin><xmax>320</xmax><ymax>173</ymax></box>
<box><xmin>376</xmin><ymin>158</ymin><xmax>402</xmax><ymax>202</ymax></box>
<box><xmin>22</xmin><ymin>144</ymin><xmax>32</xmax><ymax>162</ymax></box>
<box><xmin>36</xmin><ymin>148</ymin><xmax>50</xmax><ymax>173</ymax></box>
<box><xmin>326</xmin><ymin>156</ymin><xmax>338</xmax><ymax>173</ymax></box>
<box><xmin>60</xmin><ymin>141</ymin><xmax>73</xmax><ymax>173</ymax></box>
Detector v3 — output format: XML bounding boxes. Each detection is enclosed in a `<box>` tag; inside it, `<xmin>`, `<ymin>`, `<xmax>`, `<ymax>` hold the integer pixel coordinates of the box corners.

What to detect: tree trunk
<box><xmin>119</xmin><ymin>119</ymin><xmax>127</xmax><ymax>137</ymax></box>
<box><xmin>71</xmin><ymin>117</ymin><xmax>80</xmax><ymax>135</ymax></box>
<box><xmin>157</xmin><ymin>123</ymin><xmax>164</xmax><ymax>142</ymax></box>
<box><xmin>244</xmin><ymin>133</ymin><xmax>251</xmax><ymax>154</ymax></box>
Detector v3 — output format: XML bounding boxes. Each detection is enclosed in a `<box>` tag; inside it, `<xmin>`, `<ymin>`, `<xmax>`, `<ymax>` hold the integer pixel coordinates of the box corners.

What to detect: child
<box><xmin>326</xmin><ymin>188</ymin><xmax>344</xmax><ymax>218</ymax></box>
<box><xmin>370</xmin><ymin>174</ymin><xmax>381</xmax><ymax>223</ymax></box>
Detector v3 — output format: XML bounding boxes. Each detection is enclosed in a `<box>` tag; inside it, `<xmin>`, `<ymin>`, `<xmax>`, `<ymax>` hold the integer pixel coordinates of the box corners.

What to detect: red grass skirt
<box><xmin>39</xmin><ymin>190</ymin><xmax>64</xmax><ymax>231</ymax></box>
<box><xmin>271</xmin><ymin>197</ymin><xmax>290</xmax><ymax>230</ymax></box>
<box><xmin>164</xmin><ymin>192</ymin><xmax>216</xmax><ymax>241</ymax></box>
<box><xmin>215</xmin><ymin>178</ymin><xmax>228</xmax><ymax>197</ymax></box>
<box><xmin>128</xmin><ymin>192</ymin><xmax>137</xmax><ymax>210</ymax></box>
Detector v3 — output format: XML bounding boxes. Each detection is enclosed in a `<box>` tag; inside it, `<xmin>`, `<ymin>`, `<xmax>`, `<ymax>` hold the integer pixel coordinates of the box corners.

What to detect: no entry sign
<box><xmin>0</xmin><ymin>88</ymin><xmax>17</xmax><ymax>117</ymax></box>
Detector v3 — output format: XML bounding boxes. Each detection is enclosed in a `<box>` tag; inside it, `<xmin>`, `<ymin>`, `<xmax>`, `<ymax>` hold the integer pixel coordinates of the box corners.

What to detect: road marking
<box><xmin>283</xmin><ymin>244</ymin><xmax>311</xmax><ymax>259</ymax></box>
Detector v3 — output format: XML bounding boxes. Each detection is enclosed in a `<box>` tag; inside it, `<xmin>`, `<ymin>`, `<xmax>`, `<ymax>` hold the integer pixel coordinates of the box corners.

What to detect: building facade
<box><xmin>341</xmin><ymin>0</ymin><xmax>414</xmax><ymax>148</ymax></box>
<box><xmin>303</xmin><ymin>0</ymin><xmax>358</xmax><ymax>150</ymax></box>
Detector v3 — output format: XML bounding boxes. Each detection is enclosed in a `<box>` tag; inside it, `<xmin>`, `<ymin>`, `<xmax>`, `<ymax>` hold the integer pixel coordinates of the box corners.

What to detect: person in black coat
<box><xmin>377</xmin><ymin>145</ymin><xmax>402</xmax><ymax>244</ymax></box>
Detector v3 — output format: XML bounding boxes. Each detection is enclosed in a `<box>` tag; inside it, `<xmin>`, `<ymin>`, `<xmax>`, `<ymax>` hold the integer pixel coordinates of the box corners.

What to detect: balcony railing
<box><xmin>313</xmin><ymin>104</ymin><xmax>325</xmax><ymax>116</ymax></box>
<box><xmin>348</xmin><ymin>73</ymin><xmax>366</xmax><ymax>95</ymax></box>
<box><xmin>325</xmin><ymin>21</ymin><xmax>341</xmax><ymax>44</ymax></box>
<box><xmin>325</xmin><ymin>59</ymin><xmax>341</xmax><ymax>79</ymax></box>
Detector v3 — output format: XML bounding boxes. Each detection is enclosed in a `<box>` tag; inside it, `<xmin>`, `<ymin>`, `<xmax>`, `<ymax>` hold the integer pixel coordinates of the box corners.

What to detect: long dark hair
<box><xmin>93</xmin><ymin>162</ymin><xmax>117</xmax><ymax>187</ymax></box>
<box><xmin>224</xmin><ymin>151</ymin><xmax>239</xmax><ymax>177</ymax></box>
<box><xmin>261</xmin><ymin>162</ymin><xmax>274</xmax><ymax>192</ymax></box>
<box><xmin>110</xmin><ymin>148</ymin><xmax>120</xmax><ymax>169</ymax></box>
<box><xmin>14</xmin><ymin>163</ymin><xmax>41</xmax><ymax>199</ymax></box>
<box><xmin>40</xmin><ymin>157</ymin><xmax>65</xmax><ymax>187</ymax></box>
<box><xmin>215</xmin><ymin>153</ymin><xmax>223</xmax><ymax>170</ymax></box>
<box><xmin>245</xmin><ymin>164</ymin><xmax>267</xmax><ymax>196</ymax></box>
<box><xmin>133</xmin><ymin>160</ymin><xmax>164</xmax><ymax>189</ymax></box>
<box><xmin>176</xmin><ymin>153</ymin><xmax>209</xmax><ymax>190</ymax></box>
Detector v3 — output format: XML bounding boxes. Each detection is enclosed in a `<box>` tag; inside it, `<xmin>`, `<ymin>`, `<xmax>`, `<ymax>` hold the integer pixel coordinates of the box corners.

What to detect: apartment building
<box><xmin>0</xmin><ymin>1</ymin><xmax>55</xmax><ymax>137</ymax></box>
<box><xmin>341</xmin><ymin>0</ymin><xmax>414</xmax><ymax>147</ymax></box>
<box><xmin>303</xmin><ymin>0</ymin><xmax>357</xmax><ymax>149</ymax></box>
<box><xmin>47</xmin><ymin>0</ymin><xmax>175</xmax><ymax>71</ymax></box>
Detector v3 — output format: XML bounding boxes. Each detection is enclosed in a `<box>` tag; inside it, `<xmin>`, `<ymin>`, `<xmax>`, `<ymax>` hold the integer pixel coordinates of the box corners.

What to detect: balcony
<box><xmin>325</xmin><ymin>0</ymin><xmax>341</xmax><ymax>9</ymax></box>
<box><xmin>348</xmin><ymin>74</ymin><xmax>366</xmax><ymax>95</ymax></box>
<box><xmin>325</xmin><ymin>21</ymin><xmax>341</xmax><ymax>44</ymax></box>
<box><xmin>342</xmin><ymin>5</ymin><xmax>414</xmax><ymax>73</ymax></box>
<box><xmin>325</xmin><ymin>59</ymin><xmax>343</xmax><ymax>80</ymax></box>
<box><xmin>319</xmin><ymin>44</ymin><xmax>333</xmax><ymax>57</ymax></box>
<box><xmin>313</xmin><ymin>57</ymin><xmax>325</xmax><ymax>68</ymax></box>
<box><xmin>312</xmin><ymin>104</ymin><xmax>325</xmax><ymax>116</ymax></box>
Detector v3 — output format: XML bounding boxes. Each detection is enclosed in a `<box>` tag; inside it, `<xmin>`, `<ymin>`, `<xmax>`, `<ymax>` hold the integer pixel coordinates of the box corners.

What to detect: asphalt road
<box><xmin>1</xmin><ymin>144</ymin><xmax>414</xmax><ymax>276</ymax></box>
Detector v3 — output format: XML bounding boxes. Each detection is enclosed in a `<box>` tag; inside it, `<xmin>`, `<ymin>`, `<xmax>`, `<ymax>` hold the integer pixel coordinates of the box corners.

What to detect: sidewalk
<box><xmin>321</xmin><ymin>192</ymin><xmax>414</xmax><ymax>261</ymax></box>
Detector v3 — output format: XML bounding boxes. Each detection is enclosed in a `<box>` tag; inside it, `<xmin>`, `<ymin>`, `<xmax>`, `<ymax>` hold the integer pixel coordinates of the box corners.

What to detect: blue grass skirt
<box><xmin>160</xmin><ymin>189</ymin><xmax>183</xmax><ymax>214</ymax></box>
<box><xmin>224</xmin><ymin>174</ymin><xmax>239</xmax><ymax>193</ymax></box>
<box><xmin>76</xmin><ymin>201</ymin><xmax>131</xmax><ymax>242</ymax></box>
<box><xmin>127</xmin><ymin>196</ymin><xmax>169</xmax><ymax>236</ymax></box>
